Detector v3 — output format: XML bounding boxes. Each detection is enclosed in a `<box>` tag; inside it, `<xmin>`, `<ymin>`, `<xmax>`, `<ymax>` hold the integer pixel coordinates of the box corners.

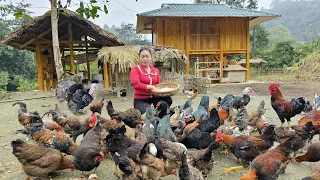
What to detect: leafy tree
<box><xmin>114</xmin><ymin>23</ymin><xmax>151</xmax><ymax>45</ymax></box>
<box><xmin>268</xmin><ymin>25</ymin><xmax>293</xmax><ymax>48</ymax></box>
<box><xmin>0</xmin><ymin>1</ymin><xmax>36</xmax><ymax>91</ymax></box>
<box><xmin>250</xmin><ymin>25</ymin><xmax>269</xmax><ymax>57</ymax></box>
<box><xmin>264</xmin><ymin>41</ymin><xmax>299</xmax><ymax>68</ymax></box>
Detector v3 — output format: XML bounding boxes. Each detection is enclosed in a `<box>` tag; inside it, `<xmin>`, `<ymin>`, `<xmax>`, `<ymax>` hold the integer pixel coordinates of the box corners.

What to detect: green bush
<box><xmin>14</xmin><ymin>75</ymin><xmax>38</xmax><ymax>92</ymax></box>
<box><xmin>0</xmin><ymin>71</ymin><xmax>9</xmax><ymax>92</ymax></box>
<box><xmin>249</xmin><ymin>67</ymin><xmax>259</xmax><ymax>78</ymax></box>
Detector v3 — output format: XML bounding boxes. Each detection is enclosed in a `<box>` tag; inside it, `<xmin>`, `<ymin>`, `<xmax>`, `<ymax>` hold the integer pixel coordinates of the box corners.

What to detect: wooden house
<box><xmin>0</xmin><ymin>8</ymin><xmax>123</xmax><ymax>91</ymax></box>
<box><xmin>136</xmin><ymin>4</ymin><xmax>280</xmax><ymax>83</ymax></box>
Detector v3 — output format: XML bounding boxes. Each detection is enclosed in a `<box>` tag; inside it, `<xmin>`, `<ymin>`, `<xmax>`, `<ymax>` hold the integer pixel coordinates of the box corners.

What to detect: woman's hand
<box><xmin>147</xmin><ymin>85</ymin><xmax>157</xmax><ymax>91</ymax></box>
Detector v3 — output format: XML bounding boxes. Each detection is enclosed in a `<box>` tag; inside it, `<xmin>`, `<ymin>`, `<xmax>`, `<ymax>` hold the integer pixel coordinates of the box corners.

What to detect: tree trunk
<box><xmin>51</xmin><ymin>0</ymin><xmax>64</xmax><ymax>80</ymax></box>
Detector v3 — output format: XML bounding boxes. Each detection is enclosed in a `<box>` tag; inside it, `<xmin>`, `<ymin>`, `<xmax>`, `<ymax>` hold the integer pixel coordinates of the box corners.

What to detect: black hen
<box><xmin>74</xmin><ymin>119</ymin><xmax>104</xmax><ymax>173</ymax></box>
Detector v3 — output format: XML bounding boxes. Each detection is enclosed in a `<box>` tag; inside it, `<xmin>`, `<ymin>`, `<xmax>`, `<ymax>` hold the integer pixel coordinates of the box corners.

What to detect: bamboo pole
<box><xmin>68</xmin><ymin>21</ymin><xmax>75</xmax><ymax>74</ymax></box>
<box><xmin>103</xmin><ymin>63</ymin><xmax>109</xmax><ymax>88</ymax></box>
<box><xmin>35</xmin><ymin>38</ymin><xmax>44</xmax><ymax>90</ymax></box>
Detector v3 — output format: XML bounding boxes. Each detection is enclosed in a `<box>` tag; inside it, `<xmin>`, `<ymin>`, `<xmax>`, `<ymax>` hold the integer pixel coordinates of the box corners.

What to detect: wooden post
<box><xmin>68</xmin><ymin>21</ymin><xmax>75</xmax><ymax>74</ymax></box>
<box><xmin>219</xmin><ymin>25</ymin><xmax>224</xmax><ymax>83</ymax></box>
<box><xmin>45</xmin><ymin>56</ymin><xmax>51</xmax><ymax>91</ymax></box>
<box><xmin>108</xmin><ymin>62</ymin><xmax>112</xmax><ymax>86</ymax></box>
<box><xmin>51</xmin><ymin>54</ymin><xmax>56</xmax><ymax>88</ymax></box>
<box><xmin>35</xmin><ymin>38</ymin><xmax>44</xmax><ymax>90</ymax></box>
<box><xmin>85</xmin><ymin>35</ymin><xmax>91</xmax><ymax>80</ymax></box>
<box><xmin>61</xmin><ymin>49</ymin><xmax>65</xmax><ymax>71</ymax></box>
<box><xmin>245</xmin><ymin>19</ymin><xmax>250</xmax><ymax>81</ymax></box>
<box><xmin>185</xmin><ymin>19</ymin><xmax>190</xmax><ymax>74</ymax></box>
<box><xmin>103</xmin><ymin>63</ymin><xmax>109</xmax><ymax>88</ymax></box>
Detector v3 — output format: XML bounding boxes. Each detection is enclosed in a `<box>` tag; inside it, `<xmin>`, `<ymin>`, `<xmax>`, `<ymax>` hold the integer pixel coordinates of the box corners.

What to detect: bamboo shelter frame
<box><xmin>0</xmin><ymin>8</ymin><xmax>123</xmax><ymax>91</ymax></box>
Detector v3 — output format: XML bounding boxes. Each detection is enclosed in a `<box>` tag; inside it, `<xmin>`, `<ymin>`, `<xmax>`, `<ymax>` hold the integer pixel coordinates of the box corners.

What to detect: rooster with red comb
<box><xmin>269</xmin><ymin>83</ymin><xmax>306</xmax><ymax>127</ymax></box>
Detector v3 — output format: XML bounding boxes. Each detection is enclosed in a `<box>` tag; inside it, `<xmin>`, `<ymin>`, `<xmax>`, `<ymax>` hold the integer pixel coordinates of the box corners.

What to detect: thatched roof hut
<box><xmin>239</xmin><ymin>58</ymin><xmax>267</xmax><ymax>74</ymax></box>
<box><xmin>238</xmin><ymin>58</ymin><xmax>267</xmax><ymax>65</ymax></box>
<box><xmin>0</xmin><ymin>8</ymin><xmax>123</xmax><ymax>51</ymax></box>
<box><xmin>0</xmin><ymin>8</ymin><xmax>123</xmax><ymax>91</ymax></box>
<box><xmin>97</xmin><ymin>45</ymin><xmax>187</xmax><ymax>73</ymax></box>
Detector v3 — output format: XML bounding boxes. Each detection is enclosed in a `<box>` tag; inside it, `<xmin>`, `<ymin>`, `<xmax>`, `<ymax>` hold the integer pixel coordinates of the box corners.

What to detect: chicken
<box><xmin>43</xmin><ymin>110</ymin><xmax>97</xmax><ymax>142</ymax></box>
<box><xmin>17</xmin><ymin>113</ymin><xmax>78</xmax><ymax>155</ymax></box>
<box><xmin>74</xmin><ymin>118</ymin><xmax>104</xmax><ymax>176</ymax></box>
<box><xmin>90</xmin><ymin>98</ymin><xmax>104</xmax><ymax>115</ymax></box>
<box><xmin>156</xmin><ymin>114</ymin><xmax>177</xmax><ymax>142</ymax></box>
<box><xmin>217</xmin><ymin>105</ymin><xmax>254</xmax><ymax>137</ymax></box>
<box><xmin>240</xmin><ymin>136</ymin><xmax>300</xmax><ymax>180</ymax></box>
<box><xmin>192</xmin><ymin>96</ymin><xmax>209</xmax><ymax>121</ymax></box>
<box><xmin>221</xmin><ymin>87</ymin><xmax>254</xmax><ymax>111</ymax></box>
<box><xmin>42</xmin><ymin>117</ymin><xmax>62</xmax><ymax>132</ymax></box>
<box><xmin>183</xmin><ymin>88</ymin><xmax>199</xmax><ymax>100</ymax></box>
<box><xmin>142</xmin><ymin>106</ymin><xmax>160</xmax><ymax>144</ymax></box>
<box><xmin>11</xmin><ymin>139</ymin><xmax>75</xmax><ymax>180</ymax></box>
<box><xmin>140</xmin><ymin>104</ymin><xmax>156</xmax><ymax>123</ymax></box>
<box><xmin>155</xmin><ymin>100</ymin><xmax>170</xmax><ymax>118</ymax></box>
<box><xmin>195</xmin><ymin>108</ymin><xmax>221</xmax><ymax>134</ymax></box>
<box><xmin>158</xmin><ymin>138</ymin><xmax>187</xmax><ymax>162</ymax></box>
<box><xmin>208</xmin><ymin>96</ymin><xmax>222</xmax><ymax>113</ymax></box>
<box><xmin>302</xmin><ymin>162</ymin><xmax>320</xmax><ymax>180</ymax></box>
<box><xmin>55</xmin><ymin>74</ymin><xmax>99</xmax><ymax>114</ymax></box>
<box><xmin>187</xmin><ymin>140</ymin><xmax>222</xmax><ymax>177</ymax></box>
<box><xmin>223</xmin><ymin>125</ymin><xmax>277</xmax><ymax>172</ymax></box>
<box><xmin>170</xmin><ymin>105</ymin><xmax>182</xmax><ymax>127</ymax></box>
<box><xmin>298</xmin><ymin>93</ymin><xmax>320</xmax><ymax>141</ymax></box>
<box><xmin>179</xmin><ymin>114</ymin><xmax>204</xmax><ymax>142</ymax></box>
<box><xmin>248</xmin><ymin>100</ymin><xmax>266</xmax><ymax>127</ymax></box>
<box><xmin>269</xmin><ymin>83</ymin><xmax>306</xmax><ymax>127</ymax></box>
<box><xmin>177</xmin><ymin>149</ymin><xmax>204</xmax><ymax>180</ymax></box>
<box><xmin>106</xmin><ymin>125</ymin><xmax>146</xmax><ymax>176</ymax></box>
<box><xmin>181</xmin><ymin>129</ymin><xmax>222</xmax><ymax>149</ymax></box>
<box><xmin>12</xmin><ymin>102</ymin><xmax>42</xmax><ymax>136</ymax></box>
<box><xmin>275</xmin><ymin>122</ymin><xmax>314</xmax><ymax>160</ymax></box>
<box><xmin>302</xmin><ymin>98</ymin><xmax>314</xmax><ymax>114</ymax></box>
<box><xmin>295</xmin><ymin>141</ymin><xmax>320</xmax><ymax>162</ymax></box>
<box><xmin>106</xmin><ymin>100</ymin><xmax>142</xmax><ymax>128</ymax></box>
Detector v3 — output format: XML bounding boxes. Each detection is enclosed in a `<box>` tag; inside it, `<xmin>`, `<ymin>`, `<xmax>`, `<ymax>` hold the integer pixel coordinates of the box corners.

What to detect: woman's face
<box><xmin>139</xmin><ymin>50</ymin><xmax>152</xmax><ymax>67</ymax></box>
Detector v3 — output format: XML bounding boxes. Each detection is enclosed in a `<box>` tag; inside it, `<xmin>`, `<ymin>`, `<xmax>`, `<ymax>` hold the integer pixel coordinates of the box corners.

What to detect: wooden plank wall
<box><xmin>155</xmin><ymin>17</ymin><xmax>248</xmax><ymax>53</ymax></box>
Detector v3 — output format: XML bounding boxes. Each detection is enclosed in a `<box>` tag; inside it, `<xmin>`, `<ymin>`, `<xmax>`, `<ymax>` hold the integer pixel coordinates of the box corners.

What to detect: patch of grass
<box><xmin>252</xmin><ymin>73</ymin><xmax>296</xmax><ymax>82</ymax></box>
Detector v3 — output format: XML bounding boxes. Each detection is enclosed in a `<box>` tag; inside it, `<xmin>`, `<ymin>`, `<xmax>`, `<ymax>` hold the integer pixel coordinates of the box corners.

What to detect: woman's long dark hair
<box><xmin>139</xmin><ymin>47</ymin><xmax>152</xmax><ymax>56</ymax></box>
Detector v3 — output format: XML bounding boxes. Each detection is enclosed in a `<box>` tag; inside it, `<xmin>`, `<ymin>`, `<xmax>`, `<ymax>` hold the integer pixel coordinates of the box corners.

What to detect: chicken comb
<box><xmin>216</xmin><ymin>131</ymin><xmax>222</xmax><ymax>138</ymax></box>
<box><xmin>269</xmin><ymin>83</ymin><xmax>279</xmax><ymax>90</ymax></box>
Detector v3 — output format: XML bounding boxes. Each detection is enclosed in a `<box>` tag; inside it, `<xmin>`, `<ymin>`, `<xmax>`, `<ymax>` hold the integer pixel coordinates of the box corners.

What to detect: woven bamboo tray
<box><xmin>151</xmin><ymin>82</ymin><xmax>180</xmax><ymax>97</ymax></box>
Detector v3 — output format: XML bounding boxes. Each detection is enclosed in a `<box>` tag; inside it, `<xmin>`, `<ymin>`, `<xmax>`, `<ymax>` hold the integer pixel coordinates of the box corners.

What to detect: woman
<box><xmin>130</xmin><ymin>47</ymin><xmax>172</xmax><ymax>114</ymax></box>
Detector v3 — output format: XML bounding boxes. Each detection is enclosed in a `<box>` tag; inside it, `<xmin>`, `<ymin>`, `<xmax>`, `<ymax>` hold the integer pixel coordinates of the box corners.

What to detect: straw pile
<box><xmin>295</xmin><ymin>52</ymin><xmax>320</xmax><ymax>81</ymax></box>
<box><xmin>97</xmin><ymin>45</ymin><xmax>187</xmax><ymax>73</ymax></box>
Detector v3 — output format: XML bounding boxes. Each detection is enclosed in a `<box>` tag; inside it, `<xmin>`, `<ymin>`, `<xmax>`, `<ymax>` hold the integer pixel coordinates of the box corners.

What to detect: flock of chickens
<box><xmin>9</xmin><ymin>81</ymin><xmax>320</xmax><ymax>180</ymax></box>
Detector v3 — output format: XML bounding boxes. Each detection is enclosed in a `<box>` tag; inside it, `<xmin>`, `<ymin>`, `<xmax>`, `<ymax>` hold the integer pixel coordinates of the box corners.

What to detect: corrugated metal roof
<box><xmin>138</xmin><ymin>4</ymin><xmax>280</xmax><ymax>17</ymax></box>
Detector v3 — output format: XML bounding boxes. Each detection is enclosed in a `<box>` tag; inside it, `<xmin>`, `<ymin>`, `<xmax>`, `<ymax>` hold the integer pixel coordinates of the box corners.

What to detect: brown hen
<box><xmin>11</xmin><ymin>139</ymin><xmax>75</xmax><ymax>180</ymax></box>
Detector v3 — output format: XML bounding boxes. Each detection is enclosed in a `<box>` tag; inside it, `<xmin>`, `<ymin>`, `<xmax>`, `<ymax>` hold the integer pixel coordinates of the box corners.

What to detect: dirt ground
<box><xmin>0</xmin><ymin>80</ymin><xmax>319</xmax><ymax>180</ymax></box>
